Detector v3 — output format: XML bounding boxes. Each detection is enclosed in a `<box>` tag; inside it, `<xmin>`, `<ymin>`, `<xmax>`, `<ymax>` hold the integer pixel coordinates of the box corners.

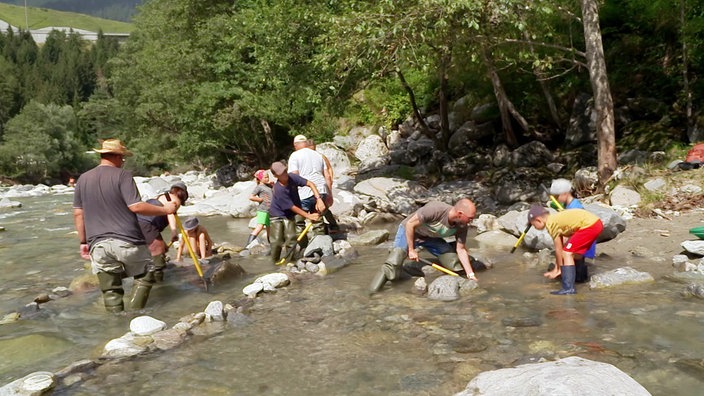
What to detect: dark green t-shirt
<box><xmin>73</xmin><ymin>165</ymin><xmax>145</xmax><ymax>246</ymax></box>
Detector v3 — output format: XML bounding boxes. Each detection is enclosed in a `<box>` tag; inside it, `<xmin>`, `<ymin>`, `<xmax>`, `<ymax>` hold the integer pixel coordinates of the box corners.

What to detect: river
<box><xmin>1</xmin><ymin>195</ymin><xmax>703</xmax><ymax>395</ymax></box>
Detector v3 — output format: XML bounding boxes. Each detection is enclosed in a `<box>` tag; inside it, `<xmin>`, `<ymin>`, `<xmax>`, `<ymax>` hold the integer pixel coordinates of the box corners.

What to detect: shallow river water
<box><xmin>1</xmin><ymin>195</ymin><xmax>703</xmax><ymax>395</ymax></box>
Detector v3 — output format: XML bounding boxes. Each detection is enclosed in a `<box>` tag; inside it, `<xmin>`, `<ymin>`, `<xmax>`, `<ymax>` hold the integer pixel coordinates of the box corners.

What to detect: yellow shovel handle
<box><xmin>431</xmin><ymin>263</ymin><xmax>460</xmax><ymax>277</ymax></box>
<box><xmin>174</xmin><ymin>213</ymin><xmax>204</xmax><ymax>278</ymax></box>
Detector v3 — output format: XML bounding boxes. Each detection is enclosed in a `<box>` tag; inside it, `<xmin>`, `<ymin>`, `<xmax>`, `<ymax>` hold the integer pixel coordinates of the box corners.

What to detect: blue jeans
<box><xmin>300</xmin><ymin>193</ymin><xmax>328</xmax><ymax>213</ymax></box>
<box><xmin>393</xmin><ymin>224</ymin><xmax>452</xmax><ymax>256</ymax></box>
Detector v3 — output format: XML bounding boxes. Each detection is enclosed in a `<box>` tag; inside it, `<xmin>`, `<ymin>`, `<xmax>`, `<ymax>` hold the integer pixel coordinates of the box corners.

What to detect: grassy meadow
<box><xmin>0</xmin><ymin>3</ymin><xmax>133</xmax><ymax>33</ymax></box>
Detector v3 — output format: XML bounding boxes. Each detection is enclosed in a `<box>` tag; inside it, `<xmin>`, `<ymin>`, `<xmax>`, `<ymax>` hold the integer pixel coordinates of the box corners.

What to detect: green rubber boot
<box><xmin>151</xmin><ymin>254</ymin><xmax>166</xmax><ymax>283</ymax></box>
<box><xmin>294</xmin><ymin>215</ymin><xmax>309</xmax><ymax>250</ymax></box>
<box><xmin>438</xmin><ymin>252</ymin><xmax>464</xmax><ymax>274</ymax></box>
<box><xmin>127</xmin><ymin>273</ymin><xmax>154</xmax><ymax>310</ymax></box>
<box><xmin>270</xmin><ymin>219</ymin><xmax>285</xmax><ymax>264</ymax></box>
<box><xmin>369</xmin><ymin>248</ymin><xmax>406</xmax><ymax>294</ymax></box>
<box><xmin>97</xmin><ymin>271</ymin><xmax>124</xmax><ymax>313</ymax></box>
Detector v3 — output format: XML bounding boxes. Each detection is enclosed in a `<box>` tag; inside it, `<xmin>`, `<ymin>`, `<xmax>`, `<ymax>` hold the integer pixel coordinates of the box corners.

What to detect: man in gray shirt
<box><xmin>73</xmin><ymin>139</ymin><xmax>177</xmax><ymax>312</ymax></box>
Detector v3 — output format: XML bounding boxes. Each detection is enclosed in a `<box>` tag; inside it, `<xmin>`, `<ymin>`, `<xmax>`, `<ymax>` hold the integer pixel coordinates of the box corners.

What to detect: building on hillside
<box><xmin>0</xmin><ymin>19</ymin><xmax>129</xmax><ymax>44</ymax></box>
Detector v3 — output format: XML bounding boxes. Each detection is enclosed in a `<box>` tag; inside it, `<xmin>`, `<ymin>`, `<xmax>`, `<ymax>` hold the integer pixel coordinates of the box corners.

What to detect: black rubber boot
<box><xmin>97</xmin><ymin>271</ymin><xmax>124</xmax><ymax>313</ymax></box>
<box><xmin>402</xmin><ymin>260</ymin><xmax>426</xmax><ymax>277</ymax></box>
<box><xmin>246</xmin><ymin>234</ymin><xmax>256</xmax><ymax>247</ymax></box>
<box><xmin>151</xmin><ymin>254</ymin><xmax>166</xmax><ymax>283</ymax></box>
<box><xmin>551</xmin><ymin>265</ymin><xmax>576</xmax><ymax>295</ymax></box>
<box><xmin>369</xmin><ymin>248</ymin><xmax>406</xmax><ymax>294</ymax></box>
<box><xmin>575</xmin><ymin>258</ymin><xmax>589</xmax><ymax>283</ymax></box>
<box><xmin>127</xmin><ymin>273</ymin><xmax>154</xmax><ymax>310</ymax></box>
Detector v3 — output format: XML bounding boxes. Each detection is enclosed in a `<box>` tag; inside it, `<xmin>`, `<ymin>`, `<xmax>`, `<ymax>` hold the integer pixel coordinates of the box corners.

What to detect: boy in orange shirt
<box><xmin>527</xmin><ymin>204</ymin><xmax>603</xmax><ymax>295</ymax></box>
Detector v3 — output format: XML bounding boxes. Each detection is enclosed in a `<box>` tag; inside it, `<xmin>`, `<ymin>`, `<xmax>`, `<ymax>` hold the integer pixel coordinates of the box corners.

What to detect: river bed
<box><xmin>1</xmin><ymin>195</ymin><xmax>703</xmax><ymax>395</ymax></box>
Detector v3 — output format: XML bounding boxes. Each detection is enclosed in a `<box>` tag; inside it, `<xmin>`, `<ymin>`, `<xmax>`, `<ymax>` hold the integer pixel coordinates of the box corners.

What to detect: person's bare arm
<box><xmin>322</xmin><ymin>155</ymin><xmax>334</xmax><ymax>191</ymax></box>
<box><xmin>73</xmin><ymin>208</ymin><xmax>90</xmax><ymax>259</ymax></box>
<box><xmin>176</xmin><ymin>239</ymin><xmax>184</xmax><ymax>261</ymax></box>
<box><xmin>249</xmin><ymin>194</ymin><xmax>263</xmax><ymax>203</ymax></box>
<box><xmin>129</xmin><ymin>201</ymin><xmax>177</xmax><ymax>216</ymax></box>
<box><xmin>456</xmin><ymin>241</ymin><xmax>477</xmax><ymax>280</ymax></box>
<box><xmin>405</xmin><ymin>214</ymin><xmax>420</xmax><ymax>261</ymax></box>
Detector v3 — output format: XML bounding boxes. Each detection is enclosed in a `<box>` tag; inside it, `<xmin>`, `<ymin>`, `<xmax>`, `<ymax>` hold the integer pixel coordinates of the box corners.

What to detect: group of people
<box><xmin>368</xmin><ymin>178</ymin><xmax>603</xmax><ymax>296</ymax></box>
<box><xmin>73</xmin><ymin>137</ymin><xmax>603</xmax><ymax>313</ymax></box>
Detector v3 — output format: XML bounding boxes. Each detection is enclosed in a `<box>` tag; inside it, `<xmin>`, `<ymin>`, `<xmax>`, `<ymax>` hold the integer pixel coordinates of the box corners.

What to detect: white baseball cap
<box><xmin>550</xmin><ymin>178</ymin><xmax>573</xmax><ymax>195</ymax></box>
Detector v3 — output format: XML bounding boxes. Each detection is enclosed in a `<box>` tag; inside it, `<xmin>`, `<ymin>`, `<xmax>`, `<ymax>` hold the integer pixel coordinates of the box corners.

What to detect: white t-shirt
<box><xmin>288</xmin><ymin>147</ymin><xmax>328</xmax><ymax>199</ymax></box>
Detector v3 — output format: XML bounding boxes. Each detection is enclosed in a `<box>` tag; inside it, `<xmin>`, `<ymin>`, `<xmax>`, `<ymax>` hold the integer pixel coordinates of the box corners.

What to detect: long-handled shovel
<box><xmin>276</xmin><ymin>221</ymin><xmax>313</xmax><ymax>265</ymax></box>
<box><xmin>418</xmin><ymin>257</ymin><xmax>460</xmax><ymax>277</ymax></box>
<box><xmin>165</xmin><ymin>194</ymin><xmax>208</xmax><ymax>291</ymax></box>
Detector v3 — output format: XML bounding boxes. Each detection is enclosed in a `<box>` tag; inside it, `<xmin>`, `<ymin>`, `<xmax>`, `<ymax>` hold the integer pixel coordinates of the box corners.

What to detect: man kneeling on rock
<box><xmin>369</xmin><ymin>198</ymin><xmax>478</xmax><ymax>294</ymax></box>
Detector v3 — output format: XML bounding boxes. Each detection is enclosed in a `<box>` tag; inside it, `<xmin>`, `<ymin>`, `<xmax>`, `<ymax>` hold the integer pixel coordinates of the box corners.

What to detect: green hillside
<box><xmin>0</xmin><ymin>3</ymin><xmax>132</xmax><ymax>33</ymax></box>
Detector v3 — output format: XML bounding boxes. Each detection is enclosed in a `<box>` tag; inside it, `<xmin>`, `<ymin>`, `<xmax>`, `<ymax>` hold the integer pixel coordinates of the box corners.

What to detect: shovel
<box><xmin>418</xmin><ymin>257</ymin><xmax>460</xmax><ymax>277</ymax></box>
<box><xmin>276</xmin><ymin>221</ymin><xmax>313</xmax><ymax>265</ymax></box>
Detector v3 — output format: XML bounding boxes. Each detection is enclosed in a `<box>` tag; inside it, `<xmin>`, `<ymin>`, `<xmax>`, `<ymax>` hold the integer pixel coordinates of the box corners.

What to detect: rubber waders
<box><xmin>128</xmin><ymin>272</ymin><xmax>154</xmax><ymax>310</ymax></box>
<box><xmin>438</xmin><ymin>252</ymin><xmax>464</xmax><ymax>274</ymax></box>
<box><xmin>369</xmin><ymin>248</ymin><xmax>406</xmax><ymax>294</ymax></box>
<box><xmin>246</xmin><ymin>234</ymin><xmax>256</xmax><ymax>247</ymax></box>
<box><xmin>151</xmin><ymin>254</ymin><xmax>166</xmax><ymax>283</ymax></box>
<box><xmin>574</xmin><ymin>257</ymin><xmax>589</xmax><ymax>283</ymax></box>
<box><xmin>551</xmin><ymin>265</ymin><xmax>576</xmax><ymax>295</ymax></box>
<box><xmin>97</xmin><ymin>271</ymin><xmax>124</xmax><ymax>313</ymax></box>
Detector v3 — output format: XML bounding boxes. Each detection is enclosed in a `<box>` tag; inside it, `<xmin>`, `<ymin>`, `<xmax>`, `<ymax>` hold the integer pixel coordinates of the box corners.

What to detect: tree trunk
<box><xmin>680</xmin><ymin>0</ymin><xmax>694</xmax><ymax>134</ymax></box>
<box><xmin>438</xmin><ymin>51</ymin><xmax>451</xmax><ymax>150</ymax></box>
<box><xmin>396</xmin><ymin>68</ymin><xmax>432</xmax><ymax>138</ymax></box>
<box><xmin>581</xmin><ymin>0</ymin><xmax>617</xmax><ymax>185</ymax></box>
<box><xmin>260</xmin><ymin>118</ymin><xmax>276</xmax><ymax>158</ymax></box>
<box><xmin>481</xmin><ymin>45</ymin><xmax>528</xmax><ymax>147</ymax></box>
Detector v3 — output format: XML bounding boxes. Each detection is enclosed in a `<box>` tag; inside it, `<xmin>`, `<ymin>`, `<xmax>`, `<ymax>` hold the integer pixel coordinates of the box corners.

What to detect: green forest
<box><xmin>1</xmin><ymin>0</ymin><xmax>704</xmax><ymax>185</ymax></box>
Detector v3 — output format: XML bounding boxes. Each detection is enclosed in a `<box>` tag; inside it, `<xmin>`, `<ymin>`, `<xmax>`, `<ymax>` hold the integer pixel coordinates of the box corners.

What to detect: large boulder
<box><xmin>448</xmin><ymin>121</ymin><xmax>494</xmax><ymax>157</ymax></box>
<box><xmin>456</xmin><ymin>356</ymin><xmax>651</xmax><ymax>396</ymax></box>
<box><xmin>474</xmin><ymin>230</ymin><xmax>519</xmax><ymax>249</ymax></box>
<box><xmin>304</xmin><ymin>235</ymin><xmax>335</xmax><ymax>257</ymax></box>
<box><xmin>316</xmin><ymin>142</ymin><xmax>352</xmax><ymax>176</ymax></box>
<box><xmin>178</xmin><ymin>181</ymin><xmax>256</xmax><ymax>217</ymax></box>
<box><xmin>353</xmin><ymin>177</ymin><xmax>428</xmax><ymax>215</ymax></box>
<box><xmin>470</xmin><ymin>103</ymin><xmax>500</xmax><ymax>124</ymax></box>
<box><xmin>682</xmin><ymin>240</ymin><xmax>704</xmax><ymax>256</ymax></box>
<box><xmin>427</xmin><ymin>276</ymin><xmax>478</xmax><ymax>301</ymax></box>
<box><xmin>565</xmin><ymin>93</ymin><xmax>596</xmax><ymax>147</ymax></box>
<box><xmin>349</xmin><ymin>229</ymin><xmax>390</xmax><ymax>246</ymax></box>
<box><xmin>584</xmin><ymin>203</ymin><xmax>627</xmax><ymax>242</ymax></box>
<box><xmin>510</xmin><ymin>141</ymin><xmax>554</xmax><ymax>167</ymax></box>
<box><xmin>355</xmin><ymin>135</ymin><xmax>388</xmax><ymax>162</ymax></box>
<box><xmin>334</xmin><ymin>126</ymin><xmax>374</xmax><ymax>150</ymax></box>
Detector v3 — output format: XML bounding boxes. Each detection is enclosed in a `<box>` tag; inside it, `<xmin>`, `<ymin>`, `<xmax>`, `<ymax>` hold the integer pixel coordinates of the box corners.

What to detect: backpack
<box><xmin>685</xmin><ymin>143</ymin><xmax>704</xmax><ymax>163</ymax></box>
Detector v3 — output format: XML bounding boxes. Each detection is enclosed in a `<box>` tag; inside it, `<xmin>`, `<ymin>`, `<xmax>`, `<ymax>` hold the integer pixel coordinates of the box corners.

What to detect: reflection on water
<box><xmin>1</xmin><ymin>196</ymin><xmax>703</xmax><ymax>394</ymax></box>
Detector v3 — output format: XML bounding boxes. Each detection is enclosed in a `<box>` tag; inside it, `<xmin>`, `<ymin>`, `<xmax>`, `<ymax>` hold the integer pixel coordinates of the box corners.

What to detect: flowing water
<box><xmin>1</xmin><ymin>195</ymin><xmax>703</xmax><ymax>395</ymax></box>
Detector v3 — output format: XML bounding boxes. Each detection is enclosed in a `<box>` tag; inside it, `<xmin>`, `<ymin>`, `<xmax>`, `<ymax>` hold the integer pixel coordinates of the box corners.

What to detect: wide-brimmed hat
<box><xmin>94</xmin><ymin>139</ymin><xmax>133</xmax><ymax>156</ymax></box>
<box><xmin>183</xmin><ymin>217</ymin><xmax>199</xmax><ymax>231</ymax></box>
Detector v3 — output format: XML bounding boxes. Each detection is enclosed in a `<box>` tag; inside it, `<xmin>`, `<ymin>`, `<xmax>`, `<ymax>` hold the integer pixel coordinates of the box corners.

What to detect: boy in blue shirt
<box><xmin>268</xmin><ymin>161</ymin><xmax>322</xmax><ymax>264</ymax></box>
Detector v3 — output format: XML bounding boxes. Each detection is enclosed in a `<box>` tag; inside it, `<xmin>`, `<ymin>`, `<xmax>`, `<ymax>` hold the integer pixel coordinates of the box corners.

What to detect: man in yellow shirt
<box><xmin>527</xmin><ymin>204</ymin><xmax>603</xmax><ymax>295</ymax></box>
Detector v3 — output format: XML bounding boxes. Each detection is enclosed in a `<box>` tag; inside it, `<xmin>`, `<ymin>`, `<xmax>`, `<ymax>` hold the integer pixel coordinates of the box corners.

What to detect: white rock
<box><xmin>682</xmin><ymin>240</ymin><xmax>704</xmax><ymax>256</ymax></box>
<box><xmin>672</xmin><ymin>254</ymin><xmax>691</xmax><ymax>271</ymax></box>
<box><xmin>680</xmin><ymin>184</ymin><xmax>702</xmax><ymax>194</ymax></box>
<box><xmin>589</xmin><ymin>267</ymin><xmax>654</xmax><ymax>289</ymax></box>
<box><xmin>204</xmin><ymin>301</ymin><xmax>224</xmax><ymax>321</ymax></box>
<box><xmin>316</xmin><ymin>142</ymin><xmax>352</xmax><ymax>175</ymax></box>
<box><xmin>102</xmin><ymin>334</ymin><xmax>148</xmax><ymax>358</ymax></box>
<box><xmin>643</xmin><ymin>178</ymin><xmax>666</xmax><ymax>191</ymax></box>
<box><xmin>0</xmin><ymin>371</ymin><xmax>55</xmax><ymax>396</ymax></box>
<box><xmin>0</xmin><ymin>197</ymin><xmax>22</xmax><ymax>208</ymax></box>
<box><xmin>610</xmin><ymin>185</ymin><xmax>641</xmax><ymax>207</ymax></box>
<box><xmin>243</xmin><ymin>283</ymin><xmax>264</xmax><ymax>298</ymax></box>
<box><xmin>473</xmin><ymin>214</ymin><xmax>500</xmax><ymax>234</ymax></box>
<box><xmin>456</xmin><ymin>356</ymin><xmax>651</xmax><ymax>396</ymax></box>
<box><xmin>474</xmin><ymin>230</ymin><xmax>520</xmax><ymax>249</ymax></box>
<box><xmin>349</xmin><ymin>229</ymin><xmax>390</xmax><ymax>246</ymax></box>
<box><xmin>428</xmin><ymin>276</ymin><xmax>461</xmax><ymax>301</ymax></box>
<box><xmin>130</xmin><ymin>316</ymin><xmax>167</xmax><ymax>336</ymax></box>
<box><xmin>254</xmin><ymin>273</ymin><xmax>290</xmax><ymax>288</ymax></box>
<box><xmin>333</xmin><ymin>239</ymin><xmax>353</xmax><ymax>254</ymax></box>
<box><xmin>354</xmin><ymin>135</ymin><xmax>388</xmax><ymax>162</ymax></box>
<box><xmin>414</xmin><ymin>277</ymin><xmax>428</xmax><ymax>293</ymax></box>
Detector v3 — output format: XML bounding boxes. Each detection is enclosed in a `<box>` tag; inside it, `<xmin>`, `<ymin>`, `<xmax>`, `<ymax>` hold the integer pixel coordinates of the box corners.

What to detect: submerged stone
<box><xmin>457</xmin><ymin>356</ymin><xmax>651</xmax><ymax>395</ymax></box>
<box><xmin>589</xmin><ymin>267</ymin><xmax>654</xmax><ymax>289</ymax></box>
<box><xmin>0</xmin><ymin>371</ymin><xmax>55</xmax><ymax>396</ymax></box>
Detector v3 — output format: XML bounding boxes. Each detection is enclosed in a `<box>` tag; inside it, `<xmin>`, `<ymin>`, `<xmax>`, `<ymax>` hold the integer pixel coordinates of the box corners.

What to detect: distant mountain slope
<box><xmin>0</xmin><ymin>0</ymin><xmax>141</xmax><ymax>22</ymax></box>
<box><xmin>0</xmin><ymin>2</ymin><xmax>133</xmax><ymax>33</ymax></box>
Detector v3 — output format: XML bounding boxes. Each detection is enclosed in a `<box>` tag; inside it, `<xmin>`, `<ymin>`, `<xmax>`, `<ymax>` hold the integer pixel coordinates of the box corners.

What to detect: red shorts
<box><xmin>564</xmin><ymin>220</ymin><xmax>603</xmax><ymax>255</ymax></box>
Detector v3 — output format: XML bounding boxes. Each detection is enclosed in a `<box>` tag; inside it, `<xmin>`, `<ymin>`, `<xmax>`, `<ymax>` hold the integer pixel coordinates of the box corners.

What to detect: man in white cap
<box><xmin>288</xmin><ymin>134</ymin><xmax>330</xmax><ymax>238</ymax></box>
<box><xmin>73</xmin><ymin>139</ymin><xmax>178</xmax><ymax>312</ymax></box>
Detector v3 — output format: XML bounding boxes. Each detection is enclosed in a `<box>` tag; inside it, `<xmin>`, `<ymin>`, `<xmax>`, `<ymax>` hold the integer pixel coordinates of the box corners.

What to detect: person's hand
<box><xmin>80</xmin><ymin>243</ymin><xmax>90</xmax><ymax>260</ymax></box>
<box><xmin>170</xmin><ymin>234</ymin><xmax>179</xmax><ymax>243</ymax></box>
<box><xmin>307</xmin><ymin>213</ymin><xmax>321</xmax><ymax>222</ymax></box>
<box><xmin>164</xmin><ymin>201</ymin><xmax>178</xmax><ymax>214</ymax></box>
<box><xmin>315</xmin><ymin>197</ymin><xmax>326</xmax><ymax>213</ymax></box>
<box><xmin>408</xmin><ymin>248</ymin><xmax>419</xmax><ymax>261</ymax></box>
